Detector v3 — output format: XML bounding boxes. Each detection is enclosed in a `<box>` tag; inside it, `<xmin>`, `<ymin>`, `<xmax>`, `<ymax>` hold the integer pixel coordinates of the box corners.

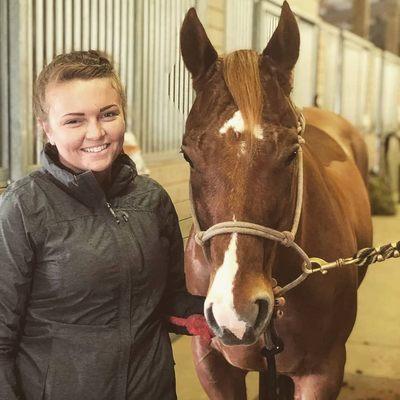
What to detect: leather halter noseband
<box><xmin>188</xmin><ymin>111</ymin><xmax>314</xmax><ymax>296</ymax></box>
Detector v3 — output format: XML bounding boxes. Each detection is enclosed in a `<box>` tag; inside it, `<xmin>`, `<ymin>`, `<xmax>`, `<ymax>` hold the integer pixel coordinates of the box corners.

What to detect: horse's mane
<box><xmin>222</xmin><ymin>50</ymin><xmax>263</xmax><ymax>141</ymax></box>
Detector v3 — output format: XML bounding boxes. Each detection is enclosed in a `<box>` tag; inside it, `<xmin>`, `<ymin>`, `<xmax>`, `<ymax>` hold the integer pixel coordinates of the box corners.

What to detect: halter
<box><xmin>188</xmin><ymin>110</ymin><xmax>314</xmax><ymax>296</ymax></box>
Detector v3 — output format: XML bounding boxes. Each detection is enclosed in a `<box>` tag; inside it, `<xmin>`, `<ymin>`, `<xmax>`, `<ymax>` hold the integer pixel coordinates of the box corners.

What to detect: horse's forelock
<box><xmin>222</xmin><ymin>51</ymin><xmax>263</xmax><ymax>139</ymax></box>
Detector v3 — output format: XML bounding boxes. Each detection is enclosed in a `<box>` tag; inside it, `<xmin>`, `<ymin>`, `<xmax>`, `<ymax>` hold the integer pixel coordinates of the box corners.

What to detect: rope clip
<box><xmin>302</xmin><ymin>256</ymin><xmax>358</xmax><ymax>275</ymax></box>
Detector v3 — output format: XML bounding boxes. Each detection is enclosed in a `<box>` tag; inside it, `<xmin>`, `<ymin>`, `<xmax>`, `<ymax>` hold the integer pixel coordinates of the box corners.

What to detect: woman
<box><xmin>0</xmin><ymin>50</ymin><xmax>211</xmax><ymax>400</ymax></box>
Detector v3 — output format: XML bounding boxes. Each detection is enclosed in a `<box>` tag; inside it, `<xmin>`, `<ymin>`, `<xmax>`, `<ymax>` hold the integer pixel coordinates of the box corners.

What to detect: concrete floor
<box><xmin>172</xmin><ymin>208</ymin><xmax>400</xmax><ymax>399</ymax></box>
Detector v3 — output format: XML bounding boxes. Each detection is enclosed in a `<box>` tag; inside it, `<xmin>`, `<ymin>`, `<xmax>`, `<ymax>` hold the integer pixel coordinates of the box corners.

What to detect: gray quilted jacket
<box><xmin>0</xmin><ymin>144</ymin><xmax>203</xmax><ymax>400</ymax></box>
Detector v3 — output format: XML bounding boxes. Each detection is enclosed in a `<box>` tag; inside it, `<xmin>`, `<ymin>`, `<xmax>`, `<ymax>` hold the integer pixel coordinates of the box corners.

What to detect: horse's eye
<box><xmin>180</xmin><ymin>148</ymin><xmax>194</xmax><ymax>169</ymax></box>
<box><xmin>286</xmin><ymin>149</ymin><xmax>298</xmax><ymax>165</ymax></box>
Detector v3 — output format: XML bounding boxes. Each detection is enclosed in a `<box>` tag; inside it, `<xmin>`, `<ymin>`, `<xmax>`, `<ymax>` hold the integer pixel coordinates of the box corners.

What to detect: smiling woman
<box><xmin>39</xmin><ymin>78</ymin><xmax>125</xmax><ymax>186</ymax></box>
<box><xmin>34</xmin><ymin>51</ymin><xmax>127</xmax><ymax>187</ymax></box>
<box><xmin>0</xmin><ymin>50</ymin><xmax>212</xmax><ymax>400</ymax></box>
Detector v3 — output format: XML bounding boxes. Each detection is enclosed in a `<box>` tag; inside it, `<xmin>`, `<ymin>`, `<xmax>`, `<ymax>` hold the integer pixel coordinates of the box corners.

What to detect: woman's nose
<box><xmin>86</xmin><ymin>121</ymin><xmax>105</xmax><ymax>140</ymax></box>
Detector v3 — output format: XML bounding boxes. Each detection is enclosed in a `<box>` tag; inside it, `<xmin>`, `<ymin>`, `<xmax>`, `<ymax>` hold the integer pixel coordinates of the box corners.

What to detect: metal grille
<box><xmin>225</xmin><ymin>0</ymin><xmax>254</xmax><ymax>52</ymax></box>
<box><xmin>134</xmin><ymin>0</ymin><xmax>195</xmax><ymax>154</ymax></box>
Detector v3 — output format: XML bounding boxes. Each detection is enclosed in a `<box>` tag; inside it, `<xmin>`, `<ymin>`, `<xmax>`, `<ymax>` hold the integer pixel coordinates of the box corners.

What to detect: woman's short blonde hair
<box><xmin>33</xmin><ymin>50</ymin><xmax>126</xmax><ymax>120</ymax></box>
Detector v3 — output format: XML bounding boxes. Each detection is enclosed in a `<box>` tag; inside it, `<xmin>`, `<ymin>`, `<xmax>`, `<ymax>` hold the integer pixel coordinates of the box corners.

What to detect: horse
<box><xmin>180</xmin><ymin>2</ymin><xmax>372</xmax><ymax>399</ymax></box>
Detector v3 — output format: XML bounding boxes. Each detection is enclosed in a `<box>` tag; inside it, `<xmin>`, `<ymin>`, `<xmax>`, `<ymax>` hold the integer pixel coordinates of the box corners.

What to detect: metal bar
<box><xmin>46</xmin><ymin>0</ymin><xmax>54</xmax><ymax>63</ymax></box>
<box><xmin>65</xmin><ymin>0</ymin><xmax>73</xmax><ymax>52</ymax></box>
<box><xmin>106</xmin><ymin>0</ymin><xmax>113</xmax><ymax>56</ymax></box>
<box><xmin>125</xmin><ymin>1</ymin><xmax>135</xmax><ymax>132</ymax></box>
<box><xmin>153</xmin><ymin>0</ymin><xmax>161</xmax><ymax>152</ymax></box>
<box><xmin>132</xmin><ymin>0</ymin><xmax>142</xmax><ymax>142</ymax></box>
<box><xmin>148</xmin><ymin>0</ymin><xmax>155</xmax><ymax>152</ymax></box>
<box><xmin>142</xmin><ymin>0</ymin><xmax>149</xmax><ymax>152</ymax></box>
<box><xmin>113</xmin><ymin>0</ymin><xmax>121</xmax><ymax>74</ymax></box>
<box><xmin>99</xmin><ymin>0</ymin><xmax>106</xmax><ymax>51</ymax></box>
<box><xmin>9</xmin><ymin>1</ymin><xmax>30</xmax><ymax>179</ymax></box>
<box><xmin>167</xmin><ymin>0</ymin><xmax>174</xmax><ymax>150</ymax></box>
<box><xmin>159</xmin><ymin>1</ymin><xmax>167</xmax><ymax>151</ymax></box>
<box><xmin>82</xmin><ymin>0</ymin><xmax>90</xmax><ymax>50</ymax></box>
<box><xmin>0</xmin><ymin>0</ymin><xmax>9</xmax><ymax>176</ymax></box>
<box><xmin>178</xmin><ymin>4</ymin><xmax>185</xmax><ymax>149</ymax></box>
<box><xmin>27</xmin><ymin>0</ymin><xmax>35</xmax><ymax>165</ymax></box>
<box><xmin>55</xmin><ymin>0</ymin><xmax>64</xmax><ymax>55</ymax></box>
<box><xmin>74</xmin><ymin>0</ymin><xmax>82</xmax><ymax>50</ymax></box>
<box><xmin>119</xmin><ymin>0</ymin><xmax>128</xmax><ymax>88</ymax></box>
<box><xmin>173</xmin><ymin>0</ymin><xmax>180</xmax><ymax>151</ymax></box>
<box><xmin>90</xmin><ymin>0</ymin><xmax>99</xmax><ymax>50</ymax></box>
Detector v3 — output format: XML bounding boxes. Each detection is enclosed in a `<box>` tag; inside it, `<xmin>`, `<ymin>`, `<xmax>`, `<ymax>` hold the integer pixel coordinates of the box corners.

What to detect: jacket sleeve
<box><xmin>159</xmin><ymin>190</ymin><xmax>206</xmax><ymax>335</ymax></box>
<box><xmin>0</xmin><ymin>192</ymin><xmax>35</xmax><ymax>400</ymax></box>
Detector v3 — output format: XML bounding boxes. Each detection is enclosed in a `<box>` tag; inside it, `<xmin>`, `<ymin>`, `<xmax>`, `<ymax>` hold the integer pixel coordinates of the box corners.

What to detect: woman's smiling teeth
<box><xmin>82</xmin><ymin>144</ymin><xmax>110</xmax><ymax>153</ymax></box>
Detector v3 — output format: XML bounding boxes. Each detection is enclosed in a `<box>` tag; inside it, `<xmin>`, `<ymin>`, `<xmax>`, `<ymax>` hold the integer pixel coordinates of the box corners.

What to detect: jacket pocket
<box><xmin>44</xmin><ymin>322</ymin><xmax>120</xmax><ymax>400</ymax></box>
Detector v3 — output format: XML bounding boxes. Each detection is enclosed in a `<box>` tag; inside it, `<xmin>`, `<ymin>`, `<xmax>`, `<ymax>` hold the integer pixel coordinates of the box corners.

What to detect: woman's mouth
<box><xmin>81</xmin><ymin>143</ymin><xmax>110</xmax><ymax>153</ymax></box>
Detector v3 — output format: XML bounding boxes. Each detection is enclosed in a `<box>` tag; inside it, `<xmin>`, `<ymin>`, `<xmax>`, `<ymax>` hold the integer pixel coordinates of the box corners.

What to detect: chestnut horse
<box><xmin>181</xmin><ymin>2</ymin><xmax>372</xmax><ymax>399</ymax></box>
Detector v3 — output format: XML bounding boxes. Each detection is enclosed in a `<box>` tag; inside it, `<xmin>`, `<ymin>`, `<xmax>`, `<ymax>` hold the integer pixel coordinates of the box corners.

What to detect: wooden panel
<box><xmin>179</xmin><ymin>217</ymin><xmax>193</xmax><ymax>239</ymax></box>
<box><xmin>148</xmin><ymin>159</ymin><xmax>189</xmax><ymax>187</ymax></box>
<box><xmin>164</xmin><ymin>181</ymin><xmax>189</xmax><ymax>204</ymax></box>
<box><xmin>175</xmin><ymin>199</ymin><xmax>192</xmax><ymax>221</ymax></box>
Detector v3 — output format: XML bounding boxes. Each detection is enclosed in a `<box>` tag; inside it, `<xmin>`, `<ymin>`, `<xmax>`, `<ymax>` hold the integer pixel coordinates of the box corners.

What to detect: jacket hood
<box><xmin>41</xmin><ymin>143</ymin><xmax>138</xmax><ymax>208</ymax></box>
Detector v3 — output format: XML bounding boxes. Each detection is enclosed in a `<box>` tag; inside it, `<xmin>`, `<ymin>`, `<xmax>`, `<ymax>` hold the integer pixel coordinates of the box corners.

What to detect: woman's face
<box><xmin>40</xmin><ymin>78</ymin><xmax>125</xmax><ymax>174</ymax></box>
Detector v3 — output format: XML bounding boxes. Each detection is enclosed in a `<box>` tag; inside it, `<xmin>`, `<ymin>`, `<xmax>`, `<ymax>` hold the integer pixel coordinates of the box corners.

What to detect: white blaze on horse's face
<box><xmin>219</xmin><ymin>110</ymin><xmax>244</xmax><ymax>135</ymax></box>
<box><xmin>205</xmin><ymin>233</ymin><xmax>249</xmax><ymax>340</ymax></box>
<box><xmin>219</xmin><ymin>110</ymin><xmax>264</xmax><ymax>140</ymax></box>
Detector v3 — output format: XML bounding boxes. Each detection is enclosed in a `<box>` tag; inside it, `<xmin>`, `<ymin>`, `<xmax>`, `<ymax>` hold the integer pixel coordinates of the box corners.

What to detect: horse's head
<box><xmin>181</xmin><ymin>2</ymin><xmax>302</xmax><ymax>345</ymax></box>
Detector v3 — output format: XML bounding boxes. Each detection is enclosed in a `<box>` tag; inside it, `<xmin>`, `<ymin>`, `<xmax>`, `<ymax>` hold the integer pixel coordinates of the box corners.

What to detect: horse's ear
<box><xmin>180</xmin><ymin>8</ymin><xmax>218</xmax><ymax>80</ymax></box>
<box><xmin>262</xmin><ymin>1</ymin><xmax>300</xmax><ymax>75</ymax></box>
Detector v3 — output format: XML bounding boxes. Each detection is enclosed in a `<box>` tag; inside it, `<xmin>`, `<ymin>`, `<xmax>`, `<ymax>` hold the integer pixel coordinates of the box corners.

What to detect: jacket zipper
<box><xmin>106</xmin><ymin>202</ymin><xmax>120</xmax><ymax>224</ymax></box>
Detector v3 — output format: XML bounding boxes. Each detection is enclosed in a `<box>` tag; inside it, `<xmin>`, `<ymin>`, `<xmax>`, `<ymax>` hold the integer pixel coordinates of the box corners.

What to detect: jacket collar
<box><xmin>41</xmin><ymin>143</ymin><xmax>138</xmax><ymax>208</ymax></box>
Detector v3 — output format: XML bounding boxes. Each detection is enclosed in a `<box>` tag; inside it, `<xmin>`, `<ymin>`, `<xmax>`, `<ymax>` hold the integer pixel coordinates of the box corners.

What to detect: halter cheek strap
<box><xmin>189</xmin><ymin>112</ymin><xmax>313</xmax><ymax>296</ymax></box>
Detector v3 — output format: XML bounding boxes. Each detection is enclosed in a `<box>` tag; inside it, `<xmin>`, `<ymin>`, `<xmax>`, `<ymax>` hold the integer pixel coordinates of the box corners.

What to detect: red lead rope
<box><xmin>168</xmin><ymin>315</ymin><xmax>214</xmax><ymax>343</ymax></box>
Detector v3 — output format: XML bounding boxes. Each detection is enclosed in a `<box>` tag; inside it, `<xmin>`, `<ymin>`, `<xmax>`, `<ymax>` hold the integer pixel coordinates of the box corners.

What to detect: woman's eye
<box><xmin>102</xmin><ymin>111</ymin><xmax>119</xmax><ymax>119</ymax></box>
<box><xmin>64</xmin><ymin>119</ymin><xmax>81</xmax><ymax>126</ymax></box>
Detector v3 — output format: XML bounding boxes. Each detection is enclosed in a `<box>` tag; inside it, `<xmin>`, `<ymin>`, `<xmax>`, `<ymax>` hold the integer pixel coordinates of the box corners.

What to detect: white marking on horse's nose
<box><xmin>205</xmin><ymin>233</ymin><xmax>248</xmax><ymax>340</ymax></box>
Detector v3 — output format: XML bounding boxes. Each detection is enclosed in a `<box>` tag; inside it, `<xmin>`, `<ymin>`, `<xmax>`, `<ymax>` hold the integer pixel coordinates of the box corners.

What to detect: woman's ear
<box><xmin>38</xmin><ymin>117</ymin><xmax>54</xmax><ymax>144</ymax></box>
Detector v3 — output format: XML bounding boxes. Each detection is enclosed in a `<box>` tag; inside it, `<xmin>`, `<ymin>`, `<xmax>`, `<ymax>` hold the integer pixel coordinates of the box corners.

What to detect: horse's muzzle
<box><xmin>205</xmin><ymin>298</ymin><xmax>271</xmax><ymax>346</ymax></box>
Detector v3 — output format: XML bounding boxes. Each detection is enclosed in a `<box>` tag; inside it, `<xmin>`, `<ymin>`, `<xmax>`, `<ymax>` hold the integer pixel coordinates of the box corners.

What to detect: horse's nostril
<box><xmin>205</xmin><ymin>303</ymin><xmax>223</xmax><ymax>336</ymax></box>
<box><xmin>254</xmin><ymin>299</ymin><xmax>270</xmax><ymax>331</ymax></box>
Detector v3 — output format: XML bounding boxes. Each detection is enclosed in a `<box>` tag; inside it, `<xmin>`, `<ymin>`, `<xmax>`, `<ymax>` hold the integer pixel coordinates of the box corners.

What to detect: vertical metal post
<box><xmin>82</xmin><ymin>0</ymin><xmax>90</xmax><ymax>51</ymax></box>
<box><xmin>55</xmin><ymin>0</ymin><xmax>64</xmax><ymax>55</ymax></box>
<box><xmin>9</xmin><ymin>0</ymin><xmax>31</xmax><ymax>180</ymax></box>
<box><xmin>90</xmin><ymin>0</ymin><xmax>99</xmax><ymax>50</ymax></box>
<box><xmin>0</xmin><ymin>0</ymin><xmax>10</xmax><ymax>185</ymax></box>
<box><xmin>105</xmin><ymin>0</ymin><xmax>113</xmax><ymax>56</ymax></box>
<box><xmin>99</xmin><ymin>0</ymin><xmax>106</xmax><ymax>51</ymax></box>
<box><xmin>74</xmin><ymin>0</ymin><xmax>82</xmax><ymax>50</ymax></box>
<box><xmin>65</xmin><ymin>0</ymin><xmax>73</xmax><ymax>53</ymax></box>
